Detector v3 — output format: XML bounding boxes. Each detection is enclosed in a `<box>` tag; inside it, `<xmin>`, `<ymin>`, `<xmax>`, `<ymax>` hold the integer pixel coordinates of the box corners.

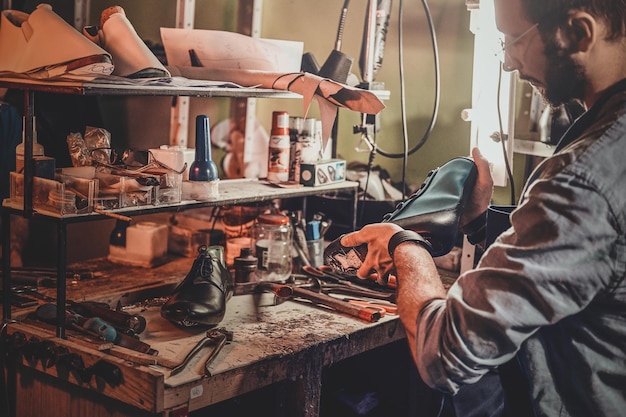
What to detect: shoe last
<box><xmin>0</xmin><ymin>4</ymin><xmax>113</xmax><ymax>78</ymax></box>
<box><xmin>83</xmin><ymin>6</ymin><xmax>170</xmax><ymax>79</ymax></box>
<box><xmin>161</xmin><ymin>245</ymin><xmax>233</xmax><ymax>328</ymax></box>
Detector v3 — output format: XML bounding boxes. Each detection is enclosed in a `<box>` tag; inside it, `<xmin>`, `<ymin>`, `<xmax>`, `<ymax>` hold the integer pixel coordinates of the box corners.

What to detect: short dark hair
<box><xmin>522</xmin><ymin>0</ymin><xmax>626</xmax><ymax>41</ymax></box>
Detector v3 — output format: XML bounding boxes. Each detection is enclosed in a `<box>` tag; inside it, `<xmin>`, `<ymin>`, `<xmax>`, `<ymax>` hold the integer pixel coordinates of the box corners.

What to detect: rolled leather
<box><xmin>0</xmin><ymin>4</ymin><xmax>113</xmax><ymax>79</ymax></box>
<box><xmin>83</xmin><ymin>6</ymin><xmax>170</xmax><ymax>79</ymax></box>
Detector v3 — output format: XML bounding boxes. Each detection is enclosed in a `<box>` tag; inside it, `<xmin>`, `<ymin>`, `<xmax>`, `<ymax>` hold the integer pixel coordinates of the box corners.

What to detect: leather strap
<box><xmin>461</xmin><ymin>210</ymin><xmax>487</xmax><ymax>245</ymax></box>
<box><xmin>388</xmin><ymin>230</ymin><xmax>432</xmax><ymax>257</ymax></box>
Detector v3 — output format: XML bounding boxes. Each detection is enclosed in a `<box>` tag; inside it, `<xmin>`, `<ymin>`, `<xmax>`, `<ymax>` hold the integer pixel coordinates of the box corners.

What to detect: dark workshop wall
<box><xmin>6</xmin><ymin>0</ymin><xmax>521</xmax><ymax>205</ymax></box>
<box><xmin>85</xmin><ymin>0</ymin><xmax>489</xmax><ymax>188</ymax></box>
<box><xmin>41</xmin><ymin>0</ymin><xmax>520</xmax><ymax>263</ymax></box>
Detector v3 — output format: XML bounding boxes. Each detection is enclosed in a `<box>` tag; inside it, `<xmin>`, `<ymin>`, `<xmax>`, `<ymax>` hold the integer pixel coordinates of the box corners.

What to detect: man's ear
<box><xmin>565</xmin><ymin>12</ymin><xmax>596</xmax><ymax>53</ymax></box>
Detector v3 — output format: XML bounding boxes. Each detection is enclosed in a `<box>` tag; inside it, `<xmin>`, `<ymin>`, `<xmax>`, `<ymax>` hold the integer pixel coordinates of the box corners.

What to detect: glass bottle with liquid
<box><xmin>15</xmin><ymin>116</ymin><xmax>44</xmax><ymax>173</ymax></box>
<box><xmin>189</xmin><ymin>114</ymin><xmax>218</xmax><ymax>182</ymax></box>
<box><xmin>251</xmin><ymin>213</ymin><xmax>293</xmax><ymax>281</ymax></box>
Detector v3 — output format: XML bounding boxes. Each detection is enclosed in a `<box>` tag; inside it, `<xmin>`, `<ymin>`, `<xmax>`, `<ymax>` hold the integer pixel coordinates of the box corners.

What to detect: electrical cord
<box><xmin>375</xmin><ymin>0</ymin><xmax>440</xmax><ymax>162</ymax></box>
<box><xmin>354</xmin><ymin>0</ymin><xmax>439</xmax><ymax>197</ymax></box>
<box><xmin>398</xmin><ymin>0</ymin><xmax>409</xmax><ymax>198</ymax></box>
<box><xmin>357</xmin><ymin>134</ymin><xmax>378</xmax><ymax>226</ymax></box>
<box><xmin>496</xmin><ymin>64</ymin><xmax>516</xmax><ymax>205</ymax></box>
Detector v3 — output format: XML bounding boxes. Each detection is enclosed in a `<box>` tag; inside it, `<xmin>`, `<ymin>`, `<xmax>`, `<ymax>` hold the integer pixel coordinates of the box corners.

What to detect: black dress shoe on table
<box><xmin>324</xmin><ymin>157</ymin><xmax>478</xmax><ymax>274</ymax></box>
<box><xmin>161</xmin><ymin>245</ymin><xmax>233</xmax><ymax>328</ymax></box>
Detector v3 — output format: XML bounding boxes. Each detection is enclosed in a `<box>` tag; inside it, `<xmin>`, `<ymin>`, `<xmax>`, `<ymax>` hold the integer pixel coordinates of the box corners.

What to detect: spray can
<box><xmin>299</xmin><ymin>118</ymin><xmax>321</xmax><ymax>164</ymax></box>
<box><xmin>289</xmin><ymin>116</ymin><xmax>304</xmax><ymax>183</ymax></box>
<box><xmin>267</xmin><ymin>111</ymin><xmax>290</xmax><ymax>183</ymax></box>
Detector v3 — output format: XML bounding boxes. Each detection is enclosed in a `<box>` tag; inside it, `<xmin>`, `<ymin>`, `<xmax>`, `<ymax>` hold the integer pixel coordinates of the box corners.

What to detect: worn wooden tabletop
<box><xmin>7</xmin><ymin>253</ymin><xmax>465</xmax><ymax>416</ymax></box>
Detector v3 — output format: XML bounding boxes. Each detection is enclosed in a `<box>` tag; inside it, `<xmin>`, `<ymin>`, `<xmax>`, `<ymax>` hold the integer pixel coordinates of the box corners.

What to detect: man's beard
<box><xmin>542</xmin><ymin>39</ymin><xmax>586</xmax><ymax>106</ymax></box>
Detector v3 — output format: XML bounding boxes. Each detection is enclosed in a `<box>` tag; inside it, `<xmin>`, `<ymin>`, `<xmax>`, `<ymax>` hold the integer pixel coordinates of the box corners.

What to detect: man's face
<box><xmin>542</xmin><ymin>38</ymin><xmax>587</xmax><ymax>106</ymax></box>
<box><xmin>494</xmin><ymin>0</ymin><xmax>586</xmax><ymax>106</ymax></box>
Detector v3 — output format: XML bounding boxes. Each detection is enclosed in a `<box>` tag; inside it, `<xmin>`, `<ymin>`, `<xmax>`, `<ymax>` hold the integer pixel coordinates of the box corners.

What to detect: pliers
<box><xmin>169</xmin><ymin>327</ymin><xmax>233</xmax><ymax>377</ymax></box>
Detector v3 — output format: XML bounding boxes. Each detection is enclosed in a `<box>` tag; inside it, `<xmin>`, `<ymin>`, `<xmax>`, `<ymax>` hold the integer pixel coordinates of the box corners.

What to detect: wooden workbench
<box><xmin>4</xmin><ymin>257</ymin><xmax>410</xmax><ymax>417</ymax></box>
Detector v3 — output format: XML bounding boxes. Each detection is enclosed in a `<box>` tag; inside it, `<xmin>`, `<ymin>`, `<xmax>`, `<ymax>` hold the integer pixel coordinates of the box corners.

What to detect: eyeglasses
<box><xmin>495</xmin><ymin>22</ymin><xmax>539</xmax><ymax>61</ymax></box>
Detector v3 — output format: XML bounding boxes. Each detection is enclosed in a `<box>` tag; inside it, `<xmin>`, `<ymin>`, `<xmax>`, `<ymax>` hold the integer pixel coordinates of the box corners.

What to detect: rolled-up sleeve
<box><xmin>413</xmin><ymin>164</ymin><xmax>625</xmax><ymax>393</ymax></box>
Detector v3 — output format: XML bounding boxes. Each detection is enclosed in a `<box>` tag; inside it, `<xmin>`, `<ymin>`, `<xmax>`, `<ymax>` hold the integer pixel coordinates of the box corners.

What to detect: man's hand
<box><xmin>341</xmin><ymin>223</ymin><xmax>403</xmax><ymax>282</ymax></box>
<box><xmin>460</xmin><ymin>147</ymin><xmax>494</xmax><ymax>228</ymax></box>
<box><xmin>343</xmin><ymin>223</ymin><xmax>445</xmax><ymax>370</ymax></box>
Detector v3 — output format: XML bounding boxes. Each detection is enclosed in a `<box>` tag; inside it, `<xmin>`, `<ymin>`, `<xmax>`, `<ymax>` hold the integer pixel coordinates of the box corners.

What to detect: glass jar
<box><xmin>15</xmin><ymin>116</ymin><xmax>45</xmax><ymax>174</ymax></box>
<box><xmin>251</xmin><ymin>213</ymin><xmax>293</xmax><ymax>281</ymax></box>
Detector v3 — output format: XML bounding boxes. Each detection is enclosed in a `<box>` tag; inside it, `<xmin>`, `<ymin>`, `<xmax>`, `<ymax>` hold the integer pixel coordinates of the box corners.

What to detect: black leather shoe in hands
<box><xmin>381</xmin><ymin>157</ymin><xmax>477</xmax><ymax>256</ymax></box>
<box><xmin>324</xmin><ymin>157</ymin><xmax>477</xmax><ymax>274</ymax></box>
<box><xmin>161</xmin><ymin>245</ymin><xmax>233</xmax><ymax>328</ymax></box>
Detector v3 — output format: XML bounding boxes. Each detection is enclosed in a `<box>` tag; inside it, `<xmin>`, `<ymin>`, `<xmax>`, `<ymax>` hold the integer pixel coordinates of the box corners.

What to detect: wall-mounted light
<box><xmin>463</xmin><ymin>0</ymin><xmax>515</xmax><ymax>187</ymax></box>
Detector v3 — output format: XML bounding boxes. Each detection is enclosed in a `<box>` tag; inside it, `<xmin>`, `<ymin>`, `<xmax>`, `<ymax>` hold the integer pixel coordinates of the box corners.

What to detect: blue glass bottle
<box><xmin>189</xmin><ymin>115</ymin><xmax>218</xmax><ymax>182</ymax></box>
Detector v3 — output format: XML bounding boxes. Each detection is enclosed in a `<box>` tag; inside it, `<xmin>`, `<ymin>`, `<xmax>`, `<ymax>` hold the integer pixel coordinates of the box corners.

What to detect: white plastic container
<box><xmin>109</xmin><ymin>221</ymin><xmax>168</xmax><ymax>267</ymax></box>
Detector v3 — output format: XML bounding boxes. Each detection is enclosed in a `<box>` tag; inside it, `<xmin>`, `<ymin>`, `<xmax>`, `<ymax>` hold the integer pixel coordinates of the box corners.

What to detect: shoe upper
<box><xmin>323</xmin><ymin>157</ymin><xmax>478</xmax><ymax>274</ymax></box>
<box><xmin>161</xmin><ymin>245</ymin><xmax>233</xmax><ymax>328</ymax></box>
<box><xmin>382</xmin><ymin>157</ymin><xmax>477</xmax><ymax>256</ymax></box>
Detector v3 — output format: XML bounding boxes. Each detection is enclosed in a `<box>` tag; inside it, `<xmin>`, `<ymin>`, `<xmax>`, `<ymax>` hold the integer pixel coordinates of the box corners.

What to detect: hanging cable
<box><xmin>398</xmin><ymin>0</ymin><xmax>409</xmax><ymax>197</ymax></box>
<box><xmin>376</xmin><ymin>0</ymin><xmax>440</xmax><ymax>160</ymax></box>
<box><xmin>357</xmin><ymin>134</ymin><xmax>379</xmax><ymax>226</ymax></box>
<box><xmin>496</xmin><ymin>64</ymin><xmax>516</xmax><ymax>204</ymax></box>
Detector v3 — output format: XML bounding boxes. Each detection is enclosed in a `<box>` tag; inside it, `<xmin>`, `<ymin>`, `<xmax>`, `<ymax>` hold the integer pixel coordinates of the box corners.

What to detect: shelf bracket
<box><xmin>23</xmin><ymin>90</ymin><xmax>35</xmax><ymax>217</ymax></box>
<box><xmin>169</xmin><ymin>0</ymin><xmax>196</xmax><ymax>147</ymax></box>
<box><xmin>2</xmin><ymin>208</ymin><xmax>11</xmax><ymax>320</ymax></box>
<box><xmin>74</xmin><ymin>0</ymin><xmax>90</xmax><ymax>29</ymax></box>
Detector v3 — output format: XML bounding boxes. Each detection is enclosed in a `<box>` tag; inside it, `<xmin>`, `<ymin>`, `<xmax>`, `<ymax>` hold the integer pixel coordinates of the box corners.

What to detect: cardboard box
<box><xmin>300</xmin><ymin>159</ymin><xmax>346</xmax><ymax>187</ymax></box>
<box><xmin>109</xmin><ymin>222</ymin><xmax>169</xmax><ymax>268</ymax></box>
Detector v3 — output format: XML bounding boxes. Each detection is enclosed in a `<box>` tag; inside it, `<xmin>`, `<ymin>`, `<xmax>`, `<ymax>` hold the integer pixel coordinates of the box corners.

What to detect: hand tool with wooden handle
<box><xmin>290</xmin><ymin>286</ymin><xmax>381</xmax><ymax>322</ymax></box>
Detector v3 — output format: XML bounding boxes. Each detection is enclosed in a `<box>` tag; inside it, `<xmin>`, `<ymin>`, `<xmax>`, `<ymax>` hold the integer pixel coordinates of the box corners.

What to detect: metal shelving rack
<box><xmin>0</xmin><ymin>77</ymin><xmax>358</xmax><ymax>338</ymax></box>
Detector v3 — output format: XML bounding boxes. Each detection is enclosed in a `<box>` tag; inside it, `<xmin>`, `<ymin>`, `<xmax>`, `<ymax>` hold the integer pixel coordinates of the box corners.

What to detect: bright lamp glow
<box><xmin>466</xmin><ymin>0</ymin><xmax>515</xmax><ymax>187</ymax></box>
